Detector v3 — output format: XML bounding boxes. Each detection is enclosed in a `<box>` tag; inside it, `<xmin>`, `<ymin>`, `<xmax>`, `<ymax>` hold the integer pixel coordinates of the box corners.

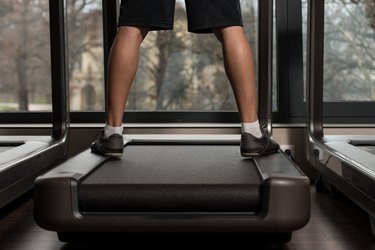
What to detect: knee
<box><xmin>212</xmin><ymin>27</ymin><xmax>225</xmax><ymax>44</ymax></box>
<box><xmin>118</xmin><ymin>26</ymin><xmax>150</xmax><ymax>43</ymax></box>
<box><xmin>212</xmin><ymin>26</ymin><xmax>245</xmax><ymax>44</ymax></box>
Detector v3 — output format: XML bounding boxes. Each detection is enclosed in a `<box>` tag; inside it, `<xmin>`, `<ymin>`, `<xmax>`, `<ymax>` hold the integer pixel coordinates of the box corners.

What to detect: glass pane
<box><xmin>323</xmin><ymin>0</ymin><xmax>375</xmax><ymax>101</ymax></box>
<box><xmin>0</xmin><ymin>0</ymin><xmax>51</xmax><ymax>111</ymax></box>
<box><xmin>66</xmin><ymin>0</ymin><xmax>104</xmax><ymax>111</ymax></box>
<box><xmin>302</xmin><ymin>0</ymin><xmax>375</xmax><ymax>102</ymax></box>
<box><xmin>127</xmin><ymin>0</ymin><xmax>259</xmax><ymax>111</ymax></box>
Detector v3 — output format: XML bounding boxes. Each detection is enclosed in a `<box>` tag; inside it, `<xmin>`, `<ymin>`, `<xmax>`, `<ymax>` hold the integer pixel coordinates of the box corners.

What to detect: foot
<box><xmin>91</xmin><ymin>130</ymin><xmax>124</xmax><ymax>158</ymax></box>
<box><xmin>240</xmin><ymin>132</ymin><xmax>280</xmax><ymax>157</ymax></box>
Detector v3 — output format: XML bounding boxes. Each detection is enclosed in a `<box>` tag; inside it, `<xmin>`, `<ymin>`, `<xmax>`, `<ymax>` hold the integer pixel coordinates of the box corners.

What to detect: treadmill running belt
<box><xmin>79</xmin><ymin>144</ymin><xmax>262</xmax><ymax>213</ymax></box>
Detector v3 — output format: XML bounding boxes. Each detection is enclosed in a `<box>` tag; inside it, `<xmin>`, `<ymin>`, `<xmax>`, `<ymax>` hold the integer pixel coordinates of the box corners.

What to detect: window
<box><xmin>0</xmin><ymin>0</ymin><xmax>308</xmax><ymax>124</ymax></box>
<box><xmin>0</xmin><ymin>0</ymin><xmax>51</xmax><ymax>112</ymax></box>
<box><xmin>286</xmin><ymin>0</ymin><xmax>375</xmax><ymax>123</ymax></box>
<box><xmin>66</xmin><ymin>0</ymin><xmax>104</xmax><ymax>111</ymax></box>
<box><xmin>322</xmin><ymin>0</ymin><xmax>375</xmax><ymax>102</ymax></box>
<box><xmin>303</xmin><ymin>0</ymin><xmax>375</xmax><ymax>102</ymax></box>
<box><xmin>0</xmin><ymin>0</ymin><xmax>106</xmax><ymax>114</ymax></box>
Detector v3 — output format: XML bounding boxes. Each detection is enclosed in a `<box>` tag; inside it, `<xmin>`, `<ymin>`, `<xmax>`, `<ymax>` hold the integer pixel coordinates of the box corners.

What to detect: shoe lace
<box><xmin>94</xmin><ymin>129</ymin><xmax>104</xmax><ymax>139</ymax></box>
<box><xmin>260</xmin><ymin>123</ymin><xmax>269</xmax><ymax>134</ymax></box>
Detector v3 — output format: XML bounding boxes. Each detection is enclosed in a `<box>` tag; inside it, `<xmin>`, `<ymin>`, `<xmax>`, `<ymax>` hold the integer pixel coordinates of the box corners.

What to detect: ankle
<box><xmin>241</xmin><ymin>120</ymin><xmax>262</xmax><ymax>138</ymax></box>
<box><xmin>104</xmin><ymin>124</ymin><xmax>123</xmax><ymax>138</ymax></box>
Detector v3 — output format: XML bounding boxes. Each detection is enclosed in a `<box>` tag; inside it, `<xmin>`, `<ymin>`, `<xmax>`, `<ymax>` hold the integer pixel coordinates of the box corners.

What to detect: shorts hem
<box><xmin>188</xmin><ymin>23</ymin><xmax>244</xmax><ymax>34</ymax></box>
<box><xmin>118</xmin><ymin>20</ymin><xmax>173</xmax><ymax>31</ymax></box>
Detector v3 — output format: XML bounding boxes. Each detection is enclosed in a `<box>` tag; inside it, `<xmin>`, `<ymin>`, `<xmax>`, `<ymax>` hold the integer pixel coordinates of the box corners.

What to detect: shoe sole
<box><xmin>105</xmin><ymin>152</ymin><xmax>123</xmax><ymax>159</ymax></box>
<box><xmin>241</xmin><ymin>152</ymin><xmax>260</xmax><ymax>158</ymax></box>
<box><xmin>241</xmin><ymin>150</ymin><xmax>279</xmax><ymax>158</ymax></box>
<box><xmin>91</xmin><ymin>145</ymin><xmax>123</xmax><ymax>159</ymax></box>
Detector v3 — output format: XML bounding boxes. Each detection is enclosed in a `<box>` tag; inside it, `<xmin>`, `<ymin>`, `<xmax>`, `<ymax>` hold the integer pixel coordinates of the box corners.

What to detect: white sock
<box><xmin>241</xmin><ymin>120</ymin><xmax>263</xmax><ymax>138</ymax></box>
<box><xmin>104</xmin><ymin>124</ymin><xmax>123</xmax><ymax>138</ymax></box>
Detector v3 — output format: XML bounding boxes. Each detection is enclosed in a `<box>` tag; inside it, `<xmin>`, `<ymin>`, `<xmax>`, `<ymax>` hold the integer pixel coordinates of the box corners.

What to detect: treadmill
<box><xmin>0</xmin><ymin>0</ymin><xmax>69</xmax><ymax>208</ymax></box>
<box><xmin>306</xmin><ymin>0</ymin><xmax>375</xmax><ymax>235</ymax></box>
<box><xmin>33</xmin><ymin>0</ymin><xmax>310</xmax><ymax>243</ymax></box>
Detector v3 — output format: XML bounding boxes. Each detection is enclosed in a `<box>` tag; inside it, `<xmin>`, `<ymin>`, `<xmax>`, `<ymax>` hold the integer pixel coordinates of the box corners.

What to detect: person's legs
<box><xmin>106</xmin><ymin>26</ymin><xmax>149</xmax><ymax>128</ymax></box>
<box><xmin>185</xmin><ymin>1</ymin><xmax>261</xmax><ymax>135</ymax></box>
<box><xmin>92</xmin><ymin>0</ymin><xmax>176</xmax><ymax>158</ymax></box>
<box><xmin>91</xmin><ymin>26</ymin><xmax>149</xmax><ymax>158</ymax></box>
<box><xmin>186</xmin><ymin>0</ymin><xmax>279</xmax><ymax>156</ymax></box>
<box><xmin>212</xmin><ymin>26</ymin><xmax>258</xmax><ymax>124</ymax></box>
<box><xmin>212</xmin><ymin>26</ymin><xmax>279</xmax><ymax>157</ymax></box>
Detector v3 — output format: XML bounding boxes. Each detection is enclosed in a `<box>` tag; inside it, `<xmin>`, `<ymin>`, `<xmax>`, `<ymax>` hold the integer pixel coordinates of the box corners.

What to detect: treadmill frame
<box><xmin>306</xmin><ymin>0</ymin><xmax>375</xmax><ymax>221</ymax></box>
<box><xmin>34</xmin><ymin>136</ymin><xmax>310</xmax><ymax>233</ymax></box>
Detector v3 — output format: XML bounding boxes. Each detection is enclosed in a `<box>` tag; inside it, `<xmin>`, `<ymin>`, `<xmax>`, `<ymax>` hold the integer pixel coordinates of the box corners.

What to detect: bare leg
<box><xmin>213</xmin><ymin>26</ymin><xmax>258</xmax><ymax>123</ymax></box>
<box><xmin>212</xmin><ymin>26</ymin><xmax>280</xmax><ymax>156</ymax></box>
<box><xmin>106</xmin><ymin>26</ymin><xmax>149</xmax><ymax>127</ymax></box>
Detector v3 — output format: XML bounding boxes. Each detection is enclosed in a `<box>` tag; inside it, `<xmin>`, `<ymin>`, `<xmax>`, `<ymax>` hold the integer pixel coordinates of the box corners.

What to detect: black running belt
<box><xmin>79</xmin><ymin>144</ymin><xmax>263</xmax><ymax>213</ymax></box>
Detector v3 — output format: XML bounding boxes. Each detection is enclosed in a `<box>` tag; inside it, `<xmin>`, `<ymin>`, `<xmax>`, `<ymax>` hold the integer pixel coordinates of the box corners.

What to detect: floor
<box><xmin>0</xmin><ymin>186</ymin><xmax>374</xmax><ymax>250</ymax></box>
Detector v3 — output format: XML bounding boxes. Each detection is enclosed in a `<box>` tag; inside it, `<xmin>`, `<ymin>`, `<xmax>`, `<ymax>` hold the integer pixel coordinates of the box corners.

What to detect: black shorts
<box><xmin>118</xmin><ymin>0</ymin><xmax>243</xmax><ymax>33</ymax></box>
